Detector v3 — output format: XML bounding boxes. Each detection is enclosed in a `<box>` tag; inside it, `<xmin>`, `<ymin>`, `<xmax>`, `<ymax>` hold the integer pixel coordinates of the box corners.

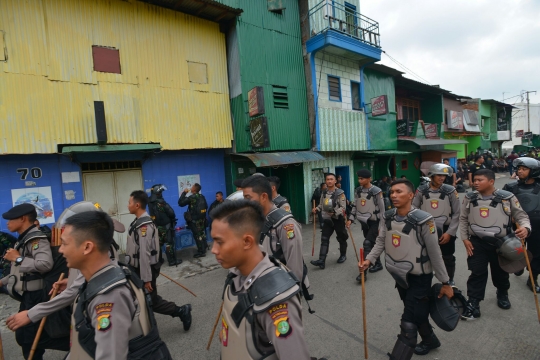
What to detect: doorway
<box><xmin>335</xmin><ymin>166</ymin><xmax>350</xmax><ymax>200</ymax></box>
<box><xmin>82</xmin><ymin>169</ymin><xmax>143</xmax><ymax>252</ymax></box>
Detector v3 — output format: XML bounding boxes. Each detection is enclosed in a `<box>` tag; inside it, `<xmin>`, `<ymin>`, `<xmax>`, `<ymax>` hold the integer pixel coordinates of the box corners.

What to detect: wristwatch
<box><xmin>15</xmin><ymin>257</ymin><xmax>24</xmax><ymax>266</ymax></box>
<box><xmin>442</xmin><ymin>281</ymin><xmax>451</xmax><ymax>286</ymax></box>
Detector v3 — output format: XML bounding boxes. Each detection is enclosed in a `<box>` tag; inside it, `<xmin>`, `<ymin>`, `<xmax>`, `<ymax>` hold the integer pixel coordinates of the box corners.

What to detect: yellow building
<box><xmin>0</xmin><ymin>0</ymin><xmax>241</xmax><ymax>250</ymax></box>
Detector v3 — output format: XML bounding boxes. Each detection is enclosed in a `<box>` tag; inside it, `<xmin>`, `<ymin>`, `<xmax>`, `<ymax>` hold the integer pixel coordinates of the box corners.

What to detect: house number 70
<box><xmin>17</xmin><ymin>168</ymin><xmax>43</xmax><ymax>180</ymax></box>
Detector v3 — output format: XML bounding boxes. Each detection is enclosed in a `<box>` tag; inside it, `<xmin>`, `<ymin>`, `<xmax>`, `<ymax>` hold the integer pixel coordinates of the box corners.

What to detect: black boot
<box><xmin>461</xmin><ymin>298</ymin><xmax>481</xmax><ymax>320</ymax></box>
<box><xmin>442</xmin><ymin>255</ymin><xmax>456</xmax><ymax>286</ymax></box>
<box><xmin>337</xmin><ymin>242</ymin><xmax>347</xmax><ymax>263</ymax></box>
<box><xmin>166</xmin><ymin>249</ymin><xmax>177</xmax><ymax>266</ymax></box>
<box><xmin>515</xmin><ymin>268</ymin><xmax>525</xmax><ymax>276</ymax></box>
<box><xmin>193</xmin><ymin>240</ymin><xmax>206</xmax><ymax>258</ymax></box>
<box><xmin>356</xmin><ymin>270</ymin><xmax>367</xmax><ymax>282</ymax></box>
<box><xmin>369</xmin><ymin>258</ymin><xmax>383</xmax><ymax>272</ymax></box>
<box><xmin>414</xmin><ymin>323</ymin><xmax>441</xmax><ymax>355</ymax></box>
<box><xmin>311</xmin><ymin>244</ymin><xmax>328</xmax><ymax>269</ymax></box>
<box><xmin>496</xmin><ymin>290</ymin><xmax>511</xmax><ymax>309</ymax></box>
<box><xmin>527</xmin><ymin>274</ymin><xmax>540</xmax><ymax>293</ymax></box>
<box><xmin>387</xmin><ymin>321</ymin><xmax>417</xmax><ymax>360</ymax></box>
<box><xmin>173</xmin><ymin>304</ymin><xmax>192</xmax><ymax>331</ymax></box>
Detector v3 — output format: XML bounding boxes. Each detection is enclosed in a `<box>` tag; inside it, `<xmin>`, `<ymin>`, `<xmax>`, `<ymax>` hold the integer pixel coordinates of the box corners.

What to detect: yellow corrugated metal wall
<box><xmin>0</xmin><ymin>0</ymin><xmax>232</xmax><ymax>153</ymax></box>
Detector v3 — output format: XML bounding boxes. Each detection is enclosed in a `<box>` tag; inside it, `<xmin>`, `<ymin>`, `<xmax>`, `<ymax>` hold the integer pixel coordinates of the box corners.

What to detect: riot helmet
<box><xmin>151</xmin><ymin>184</ymin><xmax>168</xmax><ymax>194</ymax></box>
<box><xmin>427</xmin><ymin>164</ymin><xmax>453</xmax><ymax>178</ymax></box>
<box><xmin>512</xmin><ymin>157</ymin><xmax>540</xmax><ymax>181</ymax></box>
<box><xmin>497</xmin><ymin>234</ymin><xmax>525</xmax><ymax>262</ymax></box>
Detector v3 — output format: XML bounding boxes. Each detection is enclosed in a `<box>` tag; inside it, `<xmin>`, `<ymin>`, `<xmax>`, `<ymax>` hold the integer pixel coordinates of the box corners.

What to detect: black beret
<box><xmin>356</xmin><ymin>169</ymin><xmax>372</xmax><ymax>178</ymax></box>
<box><xmin>2</xmin><ymin>203</ymin><xmax>37</xmax><ymax>220</ymax></box>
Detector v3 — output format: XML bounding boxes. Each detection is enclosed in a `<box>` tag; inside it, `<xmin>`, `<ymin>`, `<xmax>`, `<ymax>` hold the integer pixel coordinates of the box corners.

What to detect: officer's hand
<box><xmin>463</xmin><ymin>239</ymin><xmax>474</xmax><ymax>257</ymax></box>
<box><xmin>50</xmin><ymin>278</ymin><xmax>69</xmax><ymax>295</ymax></box>
<box><xmin>346</xmin><ymin>220</ymin><xmax>352</xmax><ymax>228</ymax></box>
<box><xmin>358</xmin><ymin>259</ymin><xmax>371</xmax><ymax>272</ymax></box>
<box><xmin>438</xmin><ymin>284</ymin><xmax>454</xmax><ymax>299</ymax></box>
<box><xmin>312</xmin><ymin>208</ymin><xmax>318</xmax><ymax>214</ymax></box>
<box><xmin>4</xmin><ymin>249</ymin><xmax>19</xmax><ymax>262</ymax></box>
<box><xmin>439</xmin><ymin>233</ymin><xmax>451</xmax><ymax>245</ymax></box>
<box><xmin>515</xmin><ymin>227</ymin><xmax>528</xmax><ymax>240</ymax></box>
<box><xmin>144</xmin><ymin>282</ymin><xmax>153</xmax><ymax>293</ymax></box>
<box><xmin>183</xmin><ymin>188</ymin><xmax>190</xmax><ymax>193</ymax></box>
<box><xmin>6</xmin><ymin>310</ymin><xmax>31</xmax><ymax>331</ymax></box>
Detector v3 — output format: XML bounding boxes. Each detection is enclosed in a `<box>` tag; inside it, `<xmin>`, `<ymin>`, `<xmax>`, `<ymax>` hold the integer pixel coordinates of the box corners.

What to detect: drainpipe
<box><xmin>360</xmin><ymin>60</ymin><xmax>377</xmax><ymax>150</ymax></box>
<box><xmin>310</xmin><ymin>50</ymin><xmax>322</xmax><ymax>150</ymax></box>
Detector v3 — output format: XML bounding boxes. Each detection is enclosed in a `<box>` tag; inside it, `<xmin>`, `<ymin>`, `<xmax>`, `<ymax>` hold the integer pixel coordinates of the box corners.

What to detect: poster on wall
<box><xmin>370</xmin><ymin>95</ymin><xmax>389</xmax><ymax>116</ymax></box>
<box><xmin>177</xmin><ymin>174</ymin><xmax>201</xmax><ymax>196</ymax></box>
<box><xmin>11</xmin><ymin>186</ymin><xmax>56</xmax><ymax>224</ymax></box>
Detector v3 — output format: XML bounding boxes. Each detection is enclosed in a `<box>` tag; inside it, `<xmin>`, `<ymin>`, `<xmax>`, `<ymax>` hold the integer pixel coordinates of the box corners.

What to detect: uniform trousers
<box><xmin>189</xmin><ymin>219</ymin><xmax>207</xmax><ymax>254</ymax></box>
<box><xmin>440</xmin><ymin>224</ymin><xmax>457</xmax><ymax>279</ymax></box>
<box><xmin>135</xmin><ymin>266</ymin><xmax>177</xmax><ymax>316</ymax></box>
<box><xmin>321</xmin><ymin>216</ymin><xmax>348</xmax><ymax>252</ymax></box>
<box><xmin>361</xmin><ymin>220</ymin><xmax>379</xmax><ymax>255</ymax></box>
<box><xmin>396</xmin><ymin>273</ymin><xmax>433</xmax><ymax>326</ymax></box>
<box><xmin>526</xmin><ymin>228</ymin><xmax>540</xmax><ymax>275</ymax></box>
<box><xmin>466</xmin><ymin>236</ymin><xmax>510</xmax><ymax>300</ymax></box>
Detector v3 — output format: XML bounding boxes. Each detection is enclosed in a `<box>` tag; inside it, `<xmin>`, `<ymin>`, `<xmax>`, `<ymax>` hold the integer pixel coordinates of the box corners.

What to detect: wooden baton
<box><xmin>516</xmin><ymin>223</ymin><xmax>540</xmax><ymax>323</ymax></box>
<box><xmin>312</xmin><ymin>200</ymin><xmax>316</xmax><ymax>257</ymax></box>
<box><xmin>206</xmin><ymin>301</ymin><xmax>224</xmax><ymax>350</ymax></box>
<box><xmin>160</xmin><ymin>272</ymin><xmax>197</xmax><ymax>297</ymax></box>
<box><xmin>360</xmin><ymin>248</ymin><xmax>368</xmax><ymax>359</ymax></box>
<box><xmin>348</xmin><ymin>227</ymin><xmax>360</xmax><ymax>263</ymax></box>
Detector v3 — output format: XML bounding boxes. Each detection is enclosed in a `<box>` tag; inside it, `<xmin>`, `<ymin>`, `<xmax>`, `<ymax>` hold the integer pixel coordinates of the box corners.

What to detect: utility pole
<box><xmin>523</xmin><ymin>90</ymin><xmax>537</xmax><ymax>145</ymax></box>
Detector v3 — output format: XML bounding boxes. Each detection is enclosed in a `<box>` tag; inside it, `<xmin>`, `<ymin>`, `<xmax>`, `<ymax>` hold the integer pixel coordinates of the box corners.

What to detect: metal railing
<box><xmin>309</xmin><ymin>0</ymin><xmax>381</xmax><ymax>48</ymax></box>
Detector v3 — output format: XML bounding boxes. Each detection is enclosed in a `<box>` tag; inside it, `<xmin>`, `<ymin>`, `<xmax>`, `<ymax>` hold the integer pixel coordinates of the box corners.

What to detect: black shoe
<box><xmin>369</xmin><ymin>262</ymin><xmax>383</xmax><ymax>273</ymax></box>
<box><xmin>461</xmin><ymin>298</ymin><xmax>481</xmax><ymax>320</ymax></box>
<box><xmin>496</xmin><ymin>291</ymin><xmax>511</xmax><ymax>310</ymax></box>
<box><xmin>174</xmin><ymin>304</ymin><xmax>192</xmax><ymax>331</ymax></box>
<box><xmin>337</xmin><ymin>255</ymin><xmax>347</xmax><ymax>263</ymax></box>
<box><xmin>356</xmin><ymin>272</ymin><xmax>367</xmax><ymax>282</ymax></box>
<box><xmin>515</xmin><ymin>269</ymin><xmax>524</xmax><ymax>276</ymax></box>
<box><xmin>310</xmin><ymin>259</ymin><xmax>325</xmax><ymax>269</ymax></box>
<box><xmin>414</xmin><ymin>333</ymin><xmax>441</xmax><ymax>355</ymax></box>
<box><xmin>193</xmin><ymin>252</ymin><xmax>206</xmax><ymax>258</ymax></box>
<box><xmin>527</xmin><ymin>278</ymin><xmax>540</xmax><ymax>293</ymax></box>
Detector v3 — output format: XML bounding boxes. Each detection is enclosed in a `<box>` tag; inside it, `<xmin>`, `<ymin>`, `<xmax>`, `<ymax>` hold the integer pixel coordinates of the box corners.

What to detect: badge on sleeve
<box><xmin>283</xmin><ymin>224</ymin><xmax>295</xmax><ymax>239</ymax></box>
<box><xmin>275</xmin><ymin>318</ymin><xmax>291</xmax><ymax>338</ymax></box>
<box><xmin>220</xmin><ymin>316</ymin><xmax>228</xmax><ymax>347</ymax></box>
<box><xmin>140</xmin><ymin>226</ymin><xmax>147</xmax><ymax>237</ymax></box>
<box><xmin>97</xmin><ymin>314</ymin><xmax>111</xmax><ymax>331</ymax></box>
<box><xmin>284</xmin><ymin>205</ymin><xmax>291</xmax><ymax>213</ymax></box>
<box><xmin>32</xmin><ymin>241</ymin><xmax>39</xmax><ymax>250</ymax></box>
<box><xmin>454</xmin><ymin>191</ymin><xmax>459</xmax><ymax>199</ymax></box>
<box><xmin>513</xmin><ymin>199</ymin><xmax>521</xmax><ymax>209</ymax></box>
<box><xmin>427</xmin><ymin>220</ymin><xmax>436</xmax><ymax>234</ymax></box>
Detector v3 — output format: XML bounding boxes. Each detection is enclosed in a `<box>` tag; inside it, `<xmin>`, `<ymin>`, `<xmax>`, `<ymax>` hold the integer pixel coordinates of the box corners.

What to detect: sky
<box><xmin>361</xmin><ymin>0</ymin><xmax>540</xmax><ymax>104</ymax></box>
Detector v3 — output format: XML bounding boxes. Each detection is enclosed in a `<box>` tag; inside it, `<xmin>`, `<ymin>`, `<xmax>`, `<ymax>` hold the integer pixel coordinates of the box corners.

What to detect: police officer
<box><xmin>6</xmin><ymin>201</ymin><xmax>125</xmax><ymax>335</ymax></box>
<box><xmin>412</xmin><ymin>163</ymin><xmax>461</xmax><ymax>286</ymax></box>
<box><xmin>210</xmin><ymin>200</ymin><xmax>312</xmax><ymax>360</ymax></box>
<box><xmin>178</xmin><ymin>183</ymin><xmax>209</xmax><ymax>258</ymax></box>
<box><xmin>267</xmin><ymin>176</ymin><xmax>292</xmax><ymax>213</ymax></box>
<box><xmin>127</xmin><ymin>190</ymin><xmax>192</xmax><ymax>330</ymax></box>
<box><xmin>346</xmin><ymin>169</ymin><xmax>383</xmax><ymax>282</ymax></box>
<box><xmin>311</xmin><ymin>173</ymin><xmax>348</xmax><ymax>269</ymax></box>
<box><xmin>503</xmin><ymin>157</ymin><xmax>540</xmax><ymax>292</ymax></box>
<box><xmin>148</xmin><ymin>184</ymin><xmax>180</xmax><ymax>266</ymax></box>
<box><xmin>460</xmin><ymin>169</ymin><xmax>531</xmax><ymax>320</ymax></box>
<box><xmin>359</xmin><ymin>179</ymin><xmax>454</xmax><ymax>359</ymax></box>
<box><xmin>0</xmin><ymin>203</ymin><xmax>54</xmax><ymax>359</ymax></box>
<box><xmin>60</xmin><ymin>211</ymin><xmax>172</xmax><ymax>360</ymax></box>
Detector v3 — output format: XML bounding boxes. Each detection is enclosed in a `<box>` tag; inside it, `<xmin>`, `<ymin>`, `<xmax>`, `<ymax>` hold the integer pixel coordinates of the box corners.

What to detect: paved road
<box><xmin>1</xmin><ymin>174</ymin><xmax>539</xmax><ymax>359</ymax></box>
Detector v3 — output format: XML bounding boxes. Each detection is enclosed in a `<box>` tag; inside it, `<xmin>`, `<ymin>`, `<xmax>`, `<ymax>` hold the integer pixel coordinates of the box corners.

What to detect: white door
<box><xmin>82</xmin><ymin>170</ymin><xmax>143</xmax><ymax>252</ymax></box>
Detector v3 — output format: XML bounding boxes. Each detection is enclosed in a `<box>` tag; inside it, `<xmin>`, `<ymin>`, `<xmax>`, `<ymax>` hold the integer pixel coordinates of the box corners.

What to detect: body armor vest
<box><xmin>71</xmin><ymin>265</ymin><xmax>171</xmax><ymax>360</ymax></box>
<box><xmin>466</xmin><ymin>190</ymin><xmax>512</xmax><ymax>239</ymax></box>
<box><xmin>190</xmin><ymin>194</ymin><xmax>208</xmax><ymax>221</ymax></box>
<box><xmin>417</xmin><ymin>184</ymin><xmax>455</xmax><ymax>230</ymax></box>
<box><xmin>220</xmin><ymin>259</ymin><xmax>300</xmax><ymax>360</ymax></box>
<box><xmin>321</xmin><ymin>189</ymin><xmax>345</xmax><ymax>214</ymax></box>
<box><xmin>7</xmin><ymin>228</ymin><xmax>47</xmax><ymax>300</ymax></box>
<box><xmin>383</xmin><ymin>209</ymin><xmax>433</xmax><ymax>289</ymax></box>
<box><xmin>260</xmin><ymin>209</ymin><xmax>294</xmax><ymax>263</ymax></box>
<box><xmin>126</xmin><ymin>216</ymin><xmax>159</xmax><ymax>268</ymax></box>
<box><xmin>148</xmin><ymin>197</ymin><xmax>173</xmax><ymax>227</ymax></box>
<box><xmin>354</xmin><ymin>186</ymin><xmax>381</xmax><ymax>223</ymax></box>
<box><xmin>505</xmin><ymin>181</ymin><xmax>540</xmax><ymax>221</ymax></box>
<box><xmin>272</xmin><ymin>195</ymin><xmax>288</xmax><ymax>209</ymax></box>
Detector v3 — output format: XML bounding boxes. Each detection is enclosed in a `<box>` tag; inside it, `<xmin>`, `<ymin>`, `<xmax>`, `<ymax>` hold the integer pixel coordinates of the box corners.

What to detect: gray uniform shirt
<box><xmin>349</xmin><ymin>186</ymin><xmax>383</xmax><ymax>222</ymax></box>
<box><xmin>126</xmin><ymin>212</ymin><xmax>158</xmax><ymax>283</ymax></box>
<box><xmin>366</xmin><ymin>209</ymin><xmax>450</xmax><ymax>283</ymax></box>
<box><xmin>459</xmin><ymin>190</ymin><xmax>531</xmax><ymax>241</ymax></box>
<box><xmin>262</xmin><ymin>205</ymin><xmax>309</xmax><ymax>288</ymax></box>
<box><xmin>228</xmin><ymin>255</ymin><xmax>311</xmax><ymax>360</ymax></box>
<box><xmin>317</xmin><ymin>189</ymin><xmax>347</xmax><ymax>220</ymax></box>
<box><xmin>412</xmin><ymin>186</ymin><xmax>461</xmax><ymax>237</ymax></box>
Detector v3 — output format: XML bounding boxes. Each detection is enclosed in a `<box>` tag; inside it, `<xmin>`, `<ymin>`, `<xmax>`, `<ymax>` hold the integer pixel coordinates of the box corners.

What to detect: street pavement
<box><xmin>1</xmin><ymin>173</ymin><xmax>539</xmax><ymax>359</ymax></box>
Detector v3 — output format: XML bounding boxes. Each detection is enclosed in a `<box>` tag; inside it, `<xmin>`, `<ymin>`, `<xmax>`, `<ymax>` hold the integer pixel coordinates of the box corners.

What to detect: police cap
<box><xmin>2</xmin><ymin>203</ymin><xmax>37</xmax><ymax>220</ymax></box>
<box><xmin>356</xmin><ymin>169</ymin><xmax>372</xmax><ymax>178</ymax></box>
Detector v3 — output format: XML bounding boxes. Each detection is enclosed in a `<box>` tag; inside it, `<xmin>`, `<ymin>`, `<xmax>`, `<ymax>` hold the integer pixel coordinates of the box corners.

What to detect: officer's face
<box><xmin>431</xmin><ymin>175</ymin><xmax>446</xmax><ymax>186</ymax></box>
<box><xmin>358</xmin><ymin>177</ymin><xmax>371</xmax><ymax>187</ymax></box>
<box><xmin>242</xmin><ymin>188</ymin><xmax>265</xmax><ymax>205</ymax></box>
<box><xmin>127</xmin><ymin>196</ymin><xmax>139</xmax><ymax>214</ymax></box>
<box><xmin>59</xmin><ymin>225</ymin><xmax>85</xmax><ymax>269</ymax></box>
<box><xmin>473</xmin><ymin>175</ymin><xmax>494</xmax><ymax>192</ymax></box>
<box><xmin>516</xmin><ymin>166</ymin><xmax>531</xmax><ymax>179</ymax></box>
<box><xmin>325</xmin><ymin>175</ymin><xmax>337</xmax><ymax>188</ymax></box>
<box><xmin>216</xmin><ymin>193</ymin><xmax>223</xmax><ymax>202</ymax></box>
<box><xmin>389</xmin><ymin>184</ymin><xmax>414</xmax><ymax>208</ymax></box>
<box><xmin>211</xmin><ymin>219</ymin><xmax>250</xmax><ymax>270</ymax></box>
<box><xmin>6</xmin><ymin>217</ymin><xmax>24</xmax><ymax>233</ymax></box>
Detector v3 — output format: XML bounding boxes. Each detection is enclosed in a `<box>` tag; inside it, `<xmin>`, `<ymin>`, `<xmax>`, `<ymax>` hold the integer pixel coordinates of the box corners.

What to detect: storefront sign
<box><xmin>248</xmin><ymin>86</ymin><xmax>265</xmax><ymax>117</ymax></box>
<box><xmin>516</xmin><ymin>130</ymin><xmax>524</xmax><ymax>137</ymax></box>
<box><xmin>370</xmin><ymin>95</ymin><xmax>389</xmax><ymax>116</ymax></box>
<box><xmin>396</xmin><ymin>119</ymin><xmax>409</xmax><ymax>136</ymax></box>
<box><xmin>523</xmin><ymin>132</ymin><xmax>533</xmax><ymax>139</ymax></box>
<box><xmin>424</xmin><ymin>123</ymin><xmax>438</xmax><ymax>138</ymax></box>
<box><xmin>447</xmin><ymin>111</ymin><xmax>464</xmax><ymax>130</ymax></box>
<box><xmin>250</xmin><ymin>117</ymin><xmax>270</xmax><ymax>148</ymax></box>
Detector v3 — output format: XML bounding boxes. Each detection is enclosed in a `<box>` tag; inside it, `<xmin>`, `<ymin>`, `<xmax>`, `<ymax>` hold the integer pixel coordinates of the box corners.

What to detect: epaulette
<box><xmin>493</xmin><ymin>189</ymin><xmax>514</xmax><ymax>200</ymax></box>
<box><xmin>407</xmin><ymin>209</ymin><xmax>433</xmax><ymax>226</ymax></box>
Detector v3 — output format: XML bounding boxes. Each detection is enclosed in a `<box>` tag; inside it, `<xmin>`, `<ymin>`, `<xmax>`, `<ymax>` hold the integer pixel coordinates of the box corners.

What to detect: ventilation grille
<box><xmin>272</xmin><ymin>85</ymin><xmax>289</xmax><ymax>109</ymax></box>
<box><xmin>81</xmin><ymin>161</ymin><xmax>142</xmax><ymax>172</ymax></box>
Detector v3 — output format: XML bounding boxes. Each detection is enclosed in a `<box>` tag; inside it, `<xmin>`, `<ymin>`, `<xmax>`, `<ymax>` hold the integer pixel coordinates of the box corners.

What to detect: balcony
<box><xmin>309</xmin><ymin>0</ymin><xmax>381</xmax><ymax>48</ymax></box>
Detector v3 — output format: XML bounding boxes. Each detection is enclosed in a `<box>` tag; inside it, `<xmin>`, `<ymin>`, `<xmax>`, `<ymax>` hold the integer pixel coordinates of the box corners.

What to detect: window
<box><xmin>401</xmin><ymin>160</ymin><xmax>408</xmax><ymax>170</ymax></box>
<box><xmin>187</xmin><ymin>61</ymin><xmax>208</xmax><ymax>84</ymax></box>
<box><xmin>397</xmin><ymin>98</ymin><xmax>421</xmax><ymax>120</ymax></box>
<box><xmin>351</xmin><ymin>81</ymin><xmax>361</xmax><ymax>110</ymax></box>
<box><xmin>328</xmin><ymin>76</ymin><xmax>341</xmax><ymax>101</ymax></box>
<box><xmin>92</xmin><ymin>46</ymin><xmax>121</xmax><ymax>74</ymax></box>
<box><xmin>272</xmin><ymin>85</ymin><xmax>289</xmax><ymax>109</ymax></box>
<box><xmin>344</xmin><ymin>2</ymin><xmax>358</xmax><ymax>37</ymax></box>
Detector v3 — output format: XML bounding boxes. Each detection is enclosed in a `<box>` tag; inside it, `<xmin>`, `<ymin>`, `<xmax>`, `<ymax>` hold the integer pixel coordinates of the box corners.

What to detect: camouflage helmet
<box><xmin>427</xmin><ymin>164</ymin><xmax>453</xmax><ymax>177</ymax></box>
<box><xmin>512</xmin><ymin>157</ymin><xmax>540</xmax><ymax>178</ymax></box>
<box><xmin>151</xmin><ymin>184</ymin><xmax>168</xmax><ymax>194</ymax></box>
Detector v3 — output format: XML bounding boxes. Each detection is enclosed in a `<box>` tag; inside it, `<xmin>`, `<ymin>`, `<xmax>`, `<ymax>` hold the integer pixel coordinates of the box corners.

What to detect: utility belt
<box><xmin>7</xmin><ymin>267</ymin><xmax>45</xmax><ymax>301</ymax></box>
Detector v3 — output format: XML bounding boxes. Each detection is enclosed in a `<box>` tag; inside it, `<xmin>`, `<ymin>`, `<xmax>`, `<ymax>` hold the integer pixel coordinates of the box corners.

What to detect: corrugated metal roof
<box><xmin>140</xmin><ymin>0</ymin><xmax>242</xmax><ymax>24</ymax></box>
<box><xmin>233</xmin><ymin>151</ymin><xmax>324</xmax><ymax>167</ymax></box>
<box><xmin>398</xmin><ymin>138</ymin><xmax>468</xmax><ymax>146</ymax></box>
<box><xmin>0</xmin><ymin>0</ymin><xmax>233</xmax><ymax>154</ymax></box>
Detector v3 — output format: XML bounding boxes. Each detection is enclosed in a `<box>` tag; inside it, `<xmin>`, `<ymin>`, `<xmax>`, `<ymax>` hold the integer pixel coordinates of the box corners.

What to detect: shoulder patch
<box><xmin>284</xmin><ymin>205</ymin><xmax>291</xmax><ymax>213</ymax></box>
<box><xmin>426</xmin><ymin>220</ymin><xmax>436</xmax><ymax>234</ymax></box>
<box><xmin>268</xmin><ymin>303</ymin><xmax>292</xmax><ymax>338</ymax></box>
<box><xmin>32</xmin><ymin>241</ymin><xmax>39</xmax><ymax>250</ymax></box>
<box><xmin>95</xmin><ymin>302</ymin><xmax>114</xmax><ymax>314</ymax></box>
<box><xmin>140</xmin><ymin>226</ymin><xmax>147</xmax><ymax>237</ymax></box>
<box><xmin>97</xmin><ymin>314</ymin><xmax>111</xmax><ymax>332</ymax></box>
<box><xmin>454</xmin><ymin>191</ymin><xmax>459</xmax><ymax>199</ymax></box>
<box><xmin>513</xmin><ymin>198</ymin><xmax>521</xmax><ymax>209</ymax></box>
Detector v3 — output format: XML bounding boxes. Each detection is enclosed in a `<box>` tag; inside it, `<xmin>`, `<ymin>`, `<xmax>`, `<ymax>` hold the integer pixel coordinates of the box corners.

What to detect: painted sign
<box><xmin>248</xmin><ymin>86</ymin><xmax>265</xmax><ymax>117</ymax></box>
<box><xmin>177</xmin><ymin>174</ymin><xmax>201</xmax><ymax>197</ymax></box>
<box><xmin>250</xmin><ymin>117</ymin><xmax>270</xmax><ymax>148</ymax></box>
<box><xmin>424</xmin><ymin>123</ymin><xmax>438</xmax><ymax>138</ymax></box>
<box><xmin>370</xmin><ymin>95</ymin><xmax>389</xmax><ymax>117</ymax></box>
<box><xmin>11</xmin><ymin>186</ymin><xmax>56</xmax><ymax>224</ymax></box>
<box><xmin>515</xmin><ymin>130</ymin><xmax>524</xmax><ymax>138</ymax></box>
<box><xmin>447</xmin><ymin>111</ymin><xmax>464</xmax><ymax>130</ymax></box>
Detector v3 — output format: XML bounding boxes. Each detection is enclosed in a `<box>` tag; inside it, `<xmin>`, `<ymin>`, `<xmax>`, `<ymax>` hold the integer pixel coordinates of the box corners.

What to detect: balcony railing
<box><xmin>309</xmin><ymin>0</ymin><xmax>381</xmax><ymax>48</ymax></box>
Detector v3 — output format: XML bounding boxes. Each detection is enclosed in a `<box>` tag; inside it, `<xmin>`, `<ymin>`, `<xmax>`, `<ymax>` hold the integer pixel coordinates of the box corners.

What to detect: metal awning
<box><xmin>233</xmin><ymin>151</ymin><xmax>325</xmax><ymax>167</ymax></box>
<box><xmin>357</xmin><ymin>150</ymin><xmax>412</xmax><ymax>156</ymax></box>
<box><xmin>399</xmin><ymin>138</ymin><xmax>468</xmax><ymax>146</ymax></box>
<box><xmin>62</xmin><ymin>144</ymin><xmax>162</xmax><ymax>153</ymax></box>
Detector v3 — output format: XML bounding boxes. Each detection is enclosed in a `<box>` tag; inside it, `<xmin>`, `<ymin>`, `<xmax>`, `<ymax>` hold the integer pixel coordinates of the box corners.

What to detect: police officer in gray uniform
<box><xmin>126</xmin><ymin>190</ymin><xmax>192</xmax><ymax>329</ymax></box>
<box><xmin>267</xmin><ymin>176</ymin><xmax>292</xmax><ymax>213</ymax></box>
<box><xmin>460</xmin><ymin>169</ymin><xmax>531</xmax><ymax>320</ymax></box>
<box><xmin>347</xmin><ymin>169</ymin><xmax>383</xmax><ymax>282</ymax></box>
<box><xmin>60</xmin><ymin>211</ymin><xmax>172</xmax><ymax>360</ymax></box>
<box><xmin>412</xmin><ymin>163</ymin><xmax>461</xmax><ymax>286</ymax></box>
<box><xmin>311</xmin><ymin>173</ymin><xmax>349</xmax><ymax>269</ymax></box>
<box><xmin>359</xmin><ymin>179</ymin><xmax>454</xmax><ymax>359</ymax></box>
<box><xmin>210</xmin><ymin>200</ymin><xmax>312</xmax><ymax>360</ymax></box>
<box><xmin>1</xmin><ymin>203</ymin><xmax>54</xmax><ymax>360</ymax></box>
<box><xmin>503</xmin><ymin>157</ymin><xmax>540</xmax><ymax>292</ymax></box>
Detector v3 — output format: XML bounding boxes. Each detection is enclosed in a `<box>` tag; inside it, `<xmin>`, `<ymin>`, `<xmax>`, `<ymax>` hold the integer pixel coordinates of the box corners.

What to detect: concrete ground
<box><xmin>1</xmin><ymin>173</ymin><xmax>539</xmax><ymax>359</ymax></box>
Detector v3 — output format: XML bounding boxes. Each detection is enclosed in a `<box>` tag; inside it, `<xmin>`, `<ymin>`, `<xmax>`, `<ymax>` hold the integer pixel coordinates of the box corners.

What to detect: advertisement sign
<box><xmin>248</xmin><ymin>86</ymin><xmax>265</xmax><ymax>117</ymax></box>
<box><xmin>370</xmin><ymin>95</ymin><xmax>389</xmax><ymax>117</ymax></box>
<box><xmin>447</xmin><ymin>111</ymin><xmax>464</xmax><ymax>130</ymax></box>
<box><xmin>424</xmin><ymin>123</ymin><xmax>438</xmax><ymax>138</ymax></box>
<box><xmin>516</xmin><ymin>130</ymin><xmax>524</xmax><ymax>138</ymax></box>
<box><xmin>177</xmin><ymin>174</ymin><xmax>201</xmax><ymax>196</ymax></box>
<box><xmin>11</xmin><ymin>186</ymin><xmax>56</xmax><ymax>224</ymax></box>
<box><xmin>250</xmin><ymin>117</ymin><xmax>270</xmax><ymax>148</ymax></box>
